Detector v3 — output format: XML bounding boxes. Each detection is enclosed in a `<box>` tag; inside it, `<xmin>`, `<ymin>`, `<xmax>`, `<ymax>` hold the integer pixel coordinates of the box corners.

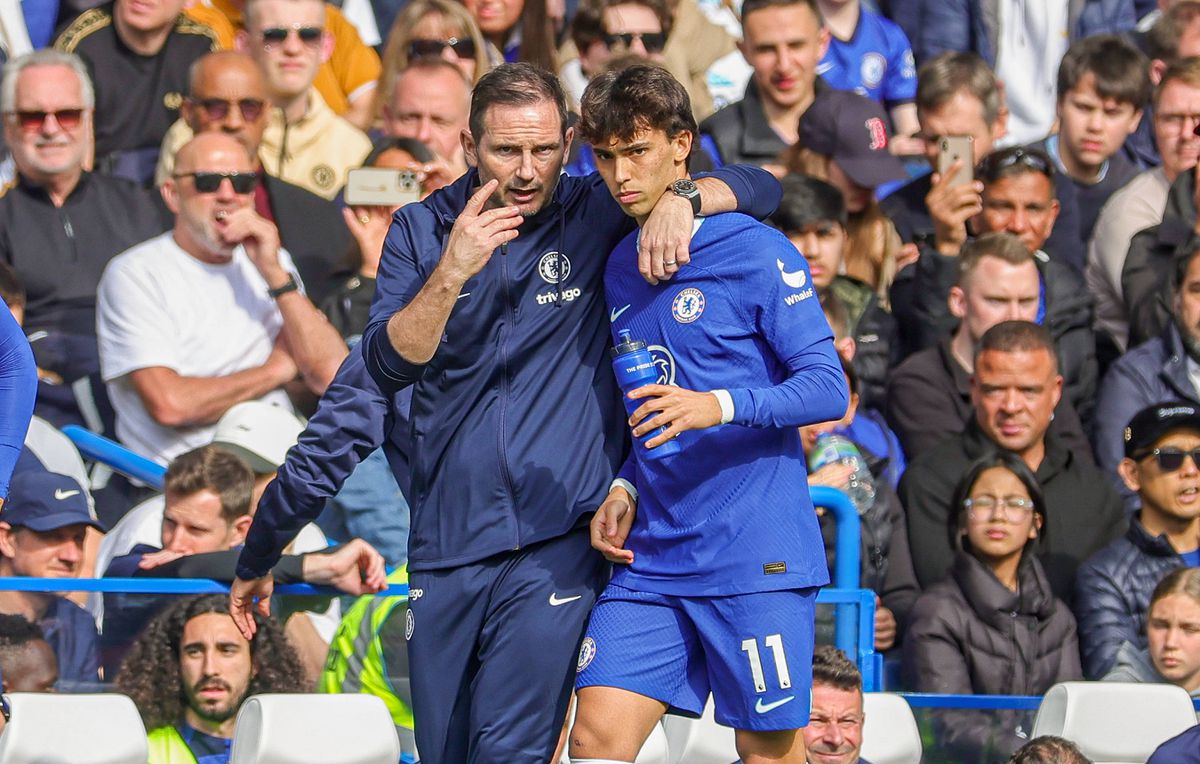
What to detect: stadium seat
<box><xmin>860</xmin><ymin>692</ymin><xmax>921</xmax><ymax>764</ymax></box>
<box><xmin>0</xmin><ymin>692</ymin><xmax>147</xmax><ymax>764</ymax></box>
<box><xmin>662</xmin><ymin>700</ymin><xmax>739</xmax><ymax>764</ymax></box>
<box><xmin>1031</xmin><ymin>682</ymin><xmax>1198</xmax><ymax>763</ymax></box>
<box><xmin>229</xmin><ymin>694</ymin><xmax>400</xmax><ymax>764</ymax></box>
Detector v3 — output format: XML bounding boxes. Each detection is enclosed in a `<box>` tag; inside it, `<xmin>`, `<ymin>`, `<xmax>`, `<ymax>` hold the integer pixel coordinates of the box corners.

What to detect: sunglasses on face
<box><xmin>7</xmin><ymin>108</ymin><xmax>84</xmax><ymax>133</ymax></box>
<box><xmin>260</xmin><ymin>25</ymin><xmax>323</xmax><ymax>47</ymax></box>
<box><xmin>195</xmin><ymin>98</ymin><xmax>266</xmax><ymax>122</ymax></box>
<box><xmin>407</xmin><ymin>37</ymin><xmax>477</xmax><ymax>59</ymax></box>
<box><xmin>1143</xmin><ymin>447</ymin><xmax>1200</xmax><ymax>473</ymax></box>
<box><xmin>173</xmin><ymin>171</ymin><xmax>257</xmax><ymax>194</ymax></box>
<box><xmin>604</xmin><ymin>31</ymin><xmax>667</xmax><ymax>54</ymax></box>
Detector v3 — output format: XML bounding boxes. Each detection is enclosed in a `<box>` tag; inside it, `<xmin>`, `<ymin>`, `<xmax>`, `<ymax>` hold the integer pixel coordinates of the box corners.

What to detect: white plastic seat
<box><xmin>662</xmin><ymin>700</ymin><xmax>739</xmax><ymax>764</ymax></box>
<box><xmin>860</xmin><ymin>692</ymin><xmax>922</xmax><ymax>764</ymax></box>
<box><xmin>229</xmin><ymin>694</ymin><xmax>400</xmax><ymax>764</ymax></box>
<box><xmin>1031</xmin><ymin>682</ymin><xmax>1198</xmax><ymax>763</ymax></box>
<box><xmin>0</xmin><ymin>692</ymin><xmax>147</xmax><ymax>764</ymax></box>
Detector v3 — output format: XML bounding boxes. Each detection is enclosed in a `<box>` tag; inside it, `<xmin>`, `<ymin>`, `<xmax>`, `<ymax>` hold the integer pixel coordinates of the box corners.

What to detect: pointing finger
<box><xmin>465</xmin><ymin>179</ymin><xmax>499</xmax><ymax>216</ymax></box>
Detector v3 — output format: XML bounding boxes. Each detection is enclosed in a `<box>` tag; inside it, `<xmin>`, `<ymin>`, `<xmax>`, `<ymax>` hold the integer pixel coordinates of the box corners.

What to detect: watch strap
<box><xmin>267</xmin><ymin>275</ymin><xmax>299</xmax><ymax>299</ymax></box>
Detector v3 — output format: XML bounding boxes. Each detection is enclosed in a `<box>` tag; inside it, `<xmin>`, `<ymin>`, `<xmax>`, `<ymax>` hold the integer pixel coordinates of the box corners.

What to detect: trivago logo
<box><xmin>536</xmin><ymin>288</ymin><xmax>583</xmax><ymax>305</ymax></box>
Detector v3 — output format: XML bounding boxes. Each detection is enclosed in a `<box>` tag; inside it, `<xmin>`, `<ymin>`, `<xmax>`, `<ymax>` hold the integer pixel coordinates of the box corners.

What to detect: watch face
<box><xmin>672</xmin><ymin>179</ymin><xmax>698</xmax><ymax>195</ymax></box>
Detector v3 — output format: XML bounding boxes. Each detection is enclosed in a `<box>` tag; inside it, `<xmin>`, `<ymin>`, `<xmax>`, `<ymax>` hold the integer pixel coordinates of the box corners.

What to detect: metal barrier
<box><xmin>62</xmin><ymin>425</ymin><xmax>165</xmax><ymax>490</ymax></box>
<box><xmin>810</xmin><ymin>485</ymin><xmax>861</xmax><ymax>654</ymax></box>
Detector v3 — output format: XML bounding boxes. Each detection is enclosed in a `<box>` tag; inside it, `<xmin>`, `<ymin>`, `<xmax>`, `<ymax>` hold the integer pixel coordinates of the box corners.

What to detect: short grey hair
<box><xmin>1</xmin><ymin>50</ymin><xmax>95</xmax><ymax>113</ymax></box>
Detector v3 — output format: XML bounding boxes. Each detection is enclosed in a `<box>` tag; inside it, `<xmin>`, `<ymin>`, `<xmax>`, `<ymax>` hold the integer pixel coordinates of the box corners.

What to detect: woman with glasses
<box><xmin>1104</xmin><ymin>567</ymin><xmax>1200</xmax><ymax>697</ymax></box>
<box><xmin>375</xmin><ymin>0</ymin><xmax>492</xmax><ymax>128</ymax></box>
<box><xmin>902</xmin><ymin>451</ymin><xmax>1081</xmax><ymax>763</ymax></box>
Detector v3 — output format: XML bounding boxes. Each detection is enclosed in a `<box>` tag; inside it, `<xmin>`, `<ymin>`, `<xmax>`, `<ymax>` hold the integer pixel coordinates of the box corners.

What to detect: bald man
<box><xmin>156</xmin><ymin>51</ymin><xmax>352</xmax><ymax>303</ymax></box>
<box><xmin>97</xmin><ymin>133</ymin><xmax>347</xmax><ymax>465</ymax></box>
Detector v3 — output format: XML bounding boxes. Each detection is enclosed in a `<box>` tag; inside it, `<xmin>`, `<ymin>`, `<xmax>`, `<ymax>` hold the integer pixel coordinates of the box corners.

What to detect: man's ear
<box><xmin>0</xmin><ymin>522</ymin><xmax>17</xmax><ymax>559</ymax></box>
<box><xmin>673</xmin><ymin>130</ymin><xmax>693</xmax><ymax>164</ymax></box>
<box><xmin>321</xmin><ymin>31</ymin><xmax>334</xmax><ymax>64</ymax></box>
<box><xmin>948</xmin><ymin>285</ymin><xmax>967</xmax><ymax>320</ymax></box>
<box><xmin>161</xmin><ymin>177</ymin><xmax>181</xmax><ymax>214</ymax></box>
<box><xmin>235</xmin><ymin>29</ymin><xmax>249</xmax><ymax>53</ymax></box>
<box><xmin>231</xmin><ymin>515</ymin><xmax>253</xmax><ymax>546</ymax></box>
<box><xmin>180</xmin><ymin>98</ymin><xmax>196</xmax><ymax>131</ymax></box>
<box><xmin>461</xmin><ymin>128</ymin><xmax>478</xmax><ymax>168</ymax></box>
<box><xmin>1151</xmin><ymin>58</ymin><xmax>1168</xmax><ymax>85</ymax></box>
<box><xmin>834</xmin><ymin>335</ymin><xmax>856</xmax><ymax>362</ymax></box>
<box><xmin>1118</xmin><ymin>457</ymin><xmax>1142</xmax><ymax>494</ymax></box>
<box><xmin>563</xmin><ymin>125</ymin><xmax>575</xmax><ymax>159</ymax></box>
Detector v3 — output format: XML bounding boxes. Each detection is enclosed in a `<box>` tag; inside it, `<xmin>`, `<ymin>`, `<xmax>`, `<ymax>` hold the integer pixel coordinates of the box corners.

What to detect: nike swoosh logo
<box><xmin>776</xmin><ymin>259</ymin><xmax>807</xmax><ymax>289</ymax></box>
<box><xmin>610</xmin><ymin>305</ymin><xmax>631</xmax><ymax>323</ymax></box>
<box><xmin>54</xmin><ymin>489</ymin><xmax>80</xmax><ymax>500</ymax></box>
<box><xmin>457</xmin><ymin>292</ymin><xmax>471</xmax><ymax>300</ymax></box>
<box><xmin>755</xmin><ymin>695</ymin><xmax>795</xmax><ymax>714</ymax></box>
<box><xmin>548</xmin><ymin>593</ymin><xmax>583</xmax><ymax>606</ymax></box>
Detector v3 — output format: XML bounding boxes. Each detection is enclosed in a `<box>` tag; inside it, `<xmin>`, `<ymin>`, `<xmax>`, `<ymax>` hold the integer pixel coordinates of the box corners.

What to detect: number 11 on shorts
<box><xmin>740</xmin><ymin>634</ymin><xmax>792</xmax><ymax>693</ymax></box>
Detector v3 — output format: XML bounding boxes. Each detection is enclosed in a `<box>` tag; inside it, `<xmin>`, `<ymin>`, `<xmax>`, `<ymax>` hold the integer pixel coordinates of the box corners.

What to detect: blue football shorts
<box><xmin>575</xmin><ymin>583</ymin><xmax>818</xmax><ymax>730</ymax></box>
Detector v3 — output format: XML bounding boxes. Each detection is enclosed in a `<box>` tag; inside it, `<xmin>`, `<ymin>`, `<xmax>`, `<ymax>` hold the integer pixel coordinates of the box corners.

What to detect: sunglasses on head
<box><xmin>976</xmin><ymin>146</ymin><xmax>1053</xmax><ymax>181</ymax></box>
<box><xmin>604</xmin><ymin>31</ymin><xmax>667</xmax><ymax>54</ymax></box>
<box><xmin>174</xmin><ymin>171</ymin><xmax>257</xmax><ymax>194</ymax></box>
<box><xmin>260</xmin><ymin>25</ymin><xmax>323</xmax><ymax>46</ymax></box>
<box><xmin>407</xmin><ymin>37</ymin><xmax>477</xmax><ymax>59</ymax></box>
<box><xmin>195</xmin><ymin>98</ymin><xmax>265</xmax><ymax>122</ymax></box>
<box><xmin>1141</xmin><ymin>447</ymin><xmax>1200</xmax><ymax>473</ymax></box>
<box><xmin>7</xmin><ymin>108</ymin><xmax>84</xmax><ymax>133</ymax></box>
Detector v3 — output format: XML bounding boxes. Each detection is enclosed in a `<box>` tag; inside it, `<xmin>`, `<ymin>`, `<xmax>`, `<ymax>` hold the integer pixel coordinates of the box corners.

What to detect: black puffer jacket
<box><xmin>1073</xmin><ymin>516</ymin><xmax>1185</xmax><ymax>679</ymax></box>
<box><xmin>1123</xmin><ymin>168</ymin><xmax>1197</xmax><ymax>348</ymax></box>
<box><xmin>829</xmin><ymin>275</ymin><xmax>898</xmax><ymax>412</ymax></box>
<box><xmin>902</xmin><ymin>551</ymin><xmax>1083</xmax><ymax>763</ymax></box>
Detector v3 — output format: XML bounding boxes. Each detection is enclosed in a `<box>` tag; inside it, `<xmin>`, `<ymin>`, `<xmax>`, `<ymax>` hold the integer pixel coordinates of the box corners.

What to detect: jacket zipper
<box><xmin>497</xmin><ymin>241</ymin><xmax>520</xmax><ymax>550</ymax></box>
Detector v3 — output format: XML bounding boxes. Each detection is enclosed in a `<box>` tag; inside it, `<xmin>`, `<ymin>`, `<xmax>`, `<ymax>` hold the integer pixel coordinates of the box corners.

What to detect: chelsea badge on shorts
<box><xmin>577</xmin><ymin>637</ymin><xmax>597</xmax><ymax>672</ymax></box>
<box><xmin>672</xmin><ymin>288</ymin><xmax>705</xmax><ymax>324</ymax></box>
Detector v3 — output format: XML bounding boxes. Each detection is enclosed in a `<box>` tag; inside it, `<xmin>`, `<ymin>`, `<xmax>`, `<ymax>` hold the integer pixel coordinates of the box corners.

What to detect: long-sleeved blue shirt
<box><xmin>606</xmin><ymin>214</ymin><xmax>847</xmax><ymax>596</ymax></box>
<box><xmin>359</xmin><ymin>167</ymin><xmax>780</xmax><ymax>571</ymax></box>
<box><xmin>0</xmin><ymin>306</ymin><xmax>36</xmax><ymax>500</ymax></box>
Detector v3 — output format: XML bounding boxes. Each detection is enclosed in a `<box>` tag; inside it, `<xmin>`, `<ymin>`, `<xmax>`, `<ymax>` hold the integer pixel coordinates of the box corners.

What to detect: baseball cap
<box><xmin>211</xmin><ymin>402</ymin><xmax>305</xmax><ymax>474</ymax></box>
<box><xmin>798</xmin><ymin>90</ymin><xmax>908</xmax><ymax>189</ymax></box>
<box><xmin>1123</xmin><ymin>402</ymin><xmax>1200</xmax><ymax>458</ymax></box>
<box><xmin>2</xmin><ymin>471</ymin><xmax>102</xmax><ymax>532</ymax></box>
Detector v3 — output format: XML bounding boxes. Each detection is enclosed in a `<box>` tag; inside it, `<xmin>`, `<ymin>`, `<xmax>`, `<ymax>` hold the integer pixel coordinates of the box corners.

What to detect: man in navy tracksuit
<box><xmin>230</xmin><ymin>62</ymin><xmax>779</xmax><ymax>763</ymax></box>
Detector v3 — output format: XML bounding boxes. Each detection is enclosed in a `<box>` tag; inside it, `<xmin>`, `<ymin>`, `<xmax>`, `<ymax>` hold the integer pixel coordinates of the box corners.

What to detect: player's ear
<box><xmin>673</xmin><ymin>130</ymin><xmax>693</xmax><ymax>164</ymax></box>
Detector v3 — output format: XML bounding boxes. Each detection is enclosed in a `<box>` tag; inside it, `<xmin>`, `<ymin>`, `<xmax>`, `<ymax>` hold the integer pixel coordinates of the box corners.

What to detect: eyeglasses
<box><xmin>1158</xmin><ymin>112</ymin><xmax>1200</xmax><ymax>131</ymax></box>
<box><xmin>260</xmin><ymin>25</ymin><xmax>323</xmax><ymax>47</ymax></box>
<box><xmin>407</xmin><ymin>37</ymin><xmax>477</xmax><ymax>59</ymax></box>
<box><xmin>604</xmin><ymin>31</ymin><xmax>667</xmax><ymax>54</ymax></box>
<box><xmin>1142</xmin><ymin>447</ymin><xmax>1200</xmax><ymax>473</ymax></box>
<box><xmin>195</xmin><ymin>98</ymin><xmax>266</xmax><ymax>122</ymax></box>
<box><xmin>976</xmin><ymin>146</ymin><xmax>1053</xmax><ymax>181</ymax></box>
<box><xmin>963</xmin><ymin>495</ymin><xmax>1036</xmax><ymax>522</ymax></box>
<box><xmin>6</xmin><ymin>108</ymin><xmax>85</xmax><ymax>133</ymax></box>
<box><xmin>173</xmin><ymin>171</ymin><xmax>257</xmax><ymax>194</ymax></box>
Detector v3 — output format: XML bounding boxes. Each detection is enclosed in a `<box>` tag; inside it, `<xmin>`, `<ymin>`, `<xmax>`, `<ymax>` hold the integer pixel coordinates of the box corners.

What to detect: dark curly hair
<box><xmin>116</xmin><ymin>594</ymin><xmax>308</xmax><ymax>730</ymax></box>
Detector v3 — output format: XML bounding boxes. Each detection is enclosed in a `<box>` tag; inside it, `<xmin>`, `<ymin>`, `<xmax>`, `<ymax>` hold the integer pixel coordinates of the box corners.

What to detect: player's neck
<box><xmin>115</xmin><ymin>14</ymin><xmax>175</xmax><ymax>56</ymax></box>
<box><xmin>816</xmin><ymin>1</ymin><xmax>859</xmax><ymax>41</ymax></box>
<box><xmin>184</xmin><ymin>708</ymin><xmax>236</xmax><ymax>739</ymax></box>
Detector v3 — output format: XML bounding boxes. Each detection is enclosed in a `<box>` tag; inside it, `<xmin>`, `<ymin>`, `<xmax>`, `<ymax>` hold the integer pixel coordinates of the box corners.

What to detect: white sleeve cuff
<box><xmin>712</xmin><ymin>389</ymin><xmax>735</xmax><ymax>424</ymax></box>
<box><xmin>610</xmin><ymin>478</ymin><xmax>638</xmax><ymax>505</ymax></box>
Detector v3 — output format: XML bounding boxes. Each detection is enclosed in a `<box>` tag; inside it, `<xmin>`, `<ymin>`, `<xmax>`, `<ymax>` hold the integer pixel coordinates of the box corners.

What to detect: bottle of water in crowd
<box><xmin>809</xmin><ymin>432</ymin><xmax>876</xmax><ymax>515</ymax></box>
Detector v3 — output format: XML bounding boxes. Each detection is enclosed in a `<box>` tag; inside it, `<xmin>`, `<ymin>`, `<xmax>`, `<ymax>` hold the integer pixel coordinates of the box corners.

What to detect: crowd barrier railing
<box><xmin>62</xmin><ymin>425</ymin><xmax>165</xmax><ymax>490</ymax></box>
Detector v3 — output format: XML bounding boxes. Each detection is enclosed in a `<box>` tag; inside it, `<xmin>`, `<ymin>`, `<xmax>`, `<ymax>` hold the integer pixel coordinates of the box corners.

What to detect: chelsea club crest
<box><xmin>672</xmin><ymin>288</ymin><xmax>705</xmax><ymax>324</ymax></box>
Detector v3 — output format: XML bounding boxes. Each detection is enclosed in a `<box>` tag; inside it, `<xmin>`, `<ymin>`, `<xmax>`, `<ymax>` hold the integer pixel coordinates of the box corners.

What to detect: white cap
<box><xmin>210</xmin><ymin>402</ymin><xmax>305</xmax><ymax>474</ymax></box>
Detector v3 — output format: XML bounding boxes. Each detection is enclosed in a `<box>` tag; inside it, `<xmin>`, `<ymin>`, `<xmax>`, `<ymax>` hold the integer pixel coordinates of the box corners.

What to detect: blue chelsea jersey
<box><xmin>817</xmin><ymin>7</ymin><xmax>917</xmax><ymax>106</ymax></box>
<box><xmin>605</xmin><ymin>213</ymin><xmax>848</xmax><ymax>597</ymax></box>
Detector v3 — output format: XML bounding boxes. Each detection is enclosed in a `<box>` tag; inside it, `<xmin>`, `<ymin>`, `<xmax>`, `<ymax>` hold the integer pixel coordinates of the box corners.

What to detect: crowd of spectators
<box><xmin>2</xmin><ymin>0</ymin><xmax>1200</xmax><ymax>761</ymax></box>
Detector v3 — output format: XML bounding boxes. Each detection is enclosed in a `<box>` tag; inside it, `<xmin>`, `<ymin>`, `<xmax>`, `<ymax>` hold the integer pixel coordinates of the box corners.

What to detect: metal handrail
<box><xmin>61</xmin><ymin>425</ymin><xmax>165</xmax><ymax>490</ymax></box>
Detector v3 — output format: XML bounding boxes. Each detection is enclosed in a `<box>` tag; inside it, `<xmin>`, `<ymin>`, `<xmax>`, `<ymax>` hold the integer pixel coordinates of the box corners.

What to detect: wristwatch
<box><xmin>670</xmin><ymin>178</ymin><xmax>701</xmax><ymax>216</ymax></box>
<box><xmin>267</xmin><ymin>275</ymin><xmax>299</xmax><ymax>299</ymax></box>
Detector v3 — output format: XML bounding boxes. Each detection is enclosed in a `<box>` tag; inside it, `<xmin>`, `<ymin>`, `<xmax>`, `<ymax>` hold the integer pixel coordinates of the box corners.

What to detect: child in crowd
<box><xmin>904</xmin><ymin>451</ymin><xmax>1081</xmax><ymax>763</ymax></box>
<box><xmin>1105</xmin><ymin>566</ymin><xmax>1200</xmax><ymax>696</ymax></box>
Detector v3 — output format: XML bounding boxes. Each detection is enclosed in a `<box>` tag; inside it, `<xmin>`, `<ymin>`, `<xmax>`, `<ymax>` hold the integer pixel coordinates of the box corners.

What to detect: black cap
<box><xmin>1</xmin><ymin>471</ymin><xmax>101</xmax><ymax>532</ymax></box>
<box><xmin>798</xmin><ymin>90</ymin><xmax>908</xmax><ymax>189</ymax></box>
<box><xmin>1124</xmin><ymin>402</ymin><xmax>1200</xmax><ymax>458</ymax></box>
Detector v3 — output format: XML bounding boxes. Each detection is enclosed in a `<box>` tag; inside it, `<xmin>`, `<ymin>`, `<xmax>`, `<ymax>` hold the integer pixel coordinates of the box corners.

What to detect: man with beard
<box><xmin>1095</xmin><ymin>245</ymin><xmax>1200</xmax><ymax>505</ymax></box>
<box><xmin>117</xmin><ymin>594</ymin><xmax>306</xmax><ymax>764</ymax></box>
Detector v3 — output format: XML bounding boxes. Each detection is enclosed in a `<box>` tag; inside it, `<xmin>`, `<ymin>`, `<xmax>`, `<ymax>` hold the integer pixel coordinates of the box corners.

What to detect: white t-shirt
<box><xmin>994</xmin><ymin>0</ymin><xmax>1070</xmax><ymax>146</ymax></box>
<box><xmin>96</xmin><ymin>233</ymin><xmax>297</xmax><ymax>465</ymax></box>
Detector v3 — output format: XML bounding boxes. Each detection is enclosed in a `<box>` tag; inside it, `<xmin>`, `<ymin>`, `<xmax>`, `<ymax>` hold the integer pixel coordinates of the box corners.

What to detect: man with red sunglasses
<box><xmin>1076</xmin><ymin>402</ymin><xmax>1200</xmax><ymax>680</ymax></box>
<box><xmin>0</xmin><ymin>50</ymin><xmax>168</xmax><ymax>432</ymax></box>
<box><xmin>96</xmin><ymin>132</ymin><xmax>346</xmax><ymax>465</ymax></box>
